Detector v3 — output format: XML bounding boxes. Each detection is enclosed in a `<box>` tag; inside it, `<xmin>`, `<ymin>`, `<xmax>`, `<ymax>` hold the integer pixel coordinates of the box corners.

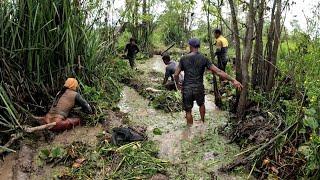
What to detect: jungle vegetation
<box><xmin>0</xmin><ymin>0</ymin><xmax>319</xmax><ymax>179</ymax></box>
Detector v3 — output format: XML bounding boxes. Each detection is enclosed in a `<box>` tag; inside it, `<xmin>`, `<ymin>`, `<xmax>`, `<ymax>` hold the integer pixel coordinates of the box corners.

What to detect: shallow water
<box><xmin>0</xmin><ymin>55</ymin><xmax>249</xmax><ymax>180</ymax></box>
<box><xmin>119</xmin><ymin>55</ymin><xmax>249</xmax><ymax>179</ymax></box>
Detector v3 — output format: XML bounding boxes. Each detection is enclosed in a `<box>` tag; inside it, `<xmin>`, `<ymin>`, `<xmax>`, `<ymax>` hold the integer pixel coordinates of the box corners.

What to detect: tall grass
<box><xmin>0</xmin><ymin>0</ymin><xmax>109</xmax><ymax>137</ymax></box>
<box><xmin>0</xmin><ymin>0</ymin><xmax>87</xmax><ymax>82</ymax></box>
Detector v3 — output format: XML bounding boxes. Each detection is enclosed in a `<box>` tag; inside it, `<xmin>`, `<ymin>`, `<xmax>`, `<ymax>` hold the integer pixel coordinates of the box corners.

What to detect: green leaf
<box><xmin>39</xmin><ymin>149</ymin><xmax>50</xmax><ymax>160</ymax></box>
<box><xmin>50</xmin><ymin>147</ymin><xmax>65</xmax><ymax>158</ymax></box>
<box><xmin>153</xmin><ymin>128</ymin><xmax>162</xmax><ymax>135</ymax></box>
<box><xmin>303</xmin><ymin>117</ymin><xmax>319</xmax><ymax>130</ymax></box>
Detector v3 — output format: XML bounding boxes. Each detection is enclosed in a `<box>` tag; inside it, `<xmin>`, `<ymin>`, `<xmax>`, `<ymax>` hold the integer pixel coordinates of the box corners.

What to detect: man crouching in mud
<box><xmin>35</xmin><ymin>78</ymin><xmax>93</xmax><ymax>131</ymax></box>
<box><xmin>162</xmin><ymin>53</ymin><xmax>183</xmax><ymax>91</ymax></box>
<box><xmin>174</xmin><ymin>38</ymin><xmax>242</xmax><ymax>127</ymax></box>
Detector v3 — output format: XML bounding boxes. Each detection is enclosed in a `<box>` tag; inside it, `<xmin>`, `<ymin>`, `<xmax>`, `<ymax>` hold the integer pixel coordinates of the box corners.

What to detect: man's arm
<box><xmin>174</xmin><ymin>66</ymin><xmax>182</xmax><ymax>90</ymax></box>
<box><xmin>75</xmin><ymin>94</ymin><xmax>93</xmax><ymax>114</ymax></box>
<box><xmin>162</xmin><ymin>76</ymin><xmax>169</xmax><ymax>85</ymax></box>
<box><xmin>163</xmin><ymin>67</ymin><xmax>171</xmax><ymax>85</ymax></box>
<box><xmin>209</xmin><ymin>65</ymin><xmax>243</xmax><ymax>90</ymax></box>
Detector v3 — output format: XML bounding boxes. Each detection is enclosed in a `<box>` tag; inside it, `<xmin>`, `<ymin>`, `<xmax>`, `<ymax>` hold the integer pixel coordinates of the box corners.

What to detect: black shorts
<box><xmin>165</xmin><ymin>81</ymin><xmax>176</xmax><ymax>91</ymax></box>
<box><xmin>182</xmin><ymin>87</ymin><xmax>205</xmax><ymax>111</ymax></box>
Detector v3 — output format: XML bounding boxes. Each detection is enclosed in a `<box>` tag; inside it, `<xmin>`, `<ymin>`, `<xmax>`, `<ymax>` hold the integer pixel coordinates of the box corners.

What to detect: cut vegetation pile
<box><xmin>220</xmin><ymin>84</ymin><xmax>317</xmax><ymax>179</ymax></box>
<box><xmin>123</xmin><ymin>70</ymin><xmax>182</xmax><ymax>113</ymax></box>
<box><xmin>37</xmin><ymin>139</ymin><xmax>168</xmax><ymax>179</ymax></box>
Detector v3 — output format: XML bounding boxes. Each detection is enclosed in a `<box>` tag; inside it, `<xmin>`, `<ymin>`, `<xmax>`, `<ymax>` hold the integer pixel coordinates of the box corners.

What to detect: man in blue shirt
<box><xmin>162</xmin><ymin>53</ymin><xmax>183</xmax><ymax>90</ymax></box>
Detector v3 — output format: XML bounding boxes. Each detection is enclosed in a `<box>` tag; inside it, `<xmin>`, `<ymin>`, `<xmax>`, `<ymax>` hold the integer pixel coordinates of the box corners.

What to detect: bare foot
<box><xmin>181</xmin><ymin>126</ymin><xmax>192</xmax><ymax>140</ymax></box>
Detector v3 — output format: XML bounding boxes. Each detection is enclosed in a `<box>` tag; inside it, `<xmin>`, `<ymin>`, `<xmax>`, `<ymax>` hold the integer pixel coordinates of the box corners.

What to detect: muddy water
<box><xmin>0</xmin><ymin>125</ymin><xmax>104</xmax><ymax>180</ymax></box>
<box><xmin>119</xmin><ymin>56</ymin><xmax>248</xmax><ymax>179</ymax></box>
<box><xmin>0</xmin><ymin>153</ymin><xmax>16</xmax><ymax>180</ymax></box>
<box><xmin>0</xmin><ymin>55</ymin><xmax>248</xmax><ymax>180</ymax></box>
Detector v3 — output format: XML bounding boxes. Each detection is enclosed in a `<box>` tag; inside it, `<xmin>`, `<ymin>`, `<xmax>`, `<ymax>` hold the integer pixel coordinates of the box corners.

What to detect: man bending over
<box><xmin>162</xmin><ymin>53</ymin><xmax>183</xmax><ymax>90</ymax></box>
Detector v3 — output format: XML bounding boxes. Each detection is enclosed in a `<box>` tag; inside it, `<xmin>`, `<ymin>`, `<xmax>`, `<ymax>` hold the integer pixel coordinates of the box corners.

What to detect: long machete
<box><xmin>161</xmin><ymin>43</ymin><xmax>175</xmax><ymax>56</ymax></box>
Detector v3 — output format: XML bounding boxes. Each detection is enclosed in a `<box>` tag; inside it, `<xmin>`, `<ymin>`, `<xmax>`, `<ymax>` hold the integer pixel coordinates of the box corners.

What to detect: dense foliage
<box><xmin>0</xmin><ymin>0</ymin><xmax>319</xmax><ymax>179</ymax></box>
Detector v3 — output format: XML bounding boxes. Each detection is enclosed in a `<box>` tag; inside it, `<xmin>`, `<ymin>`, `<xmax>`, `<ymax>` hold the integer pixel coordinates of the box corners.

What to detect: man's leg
<box><xmin>217</xmin><ymin>55</ymin><xmax>225</xmax><ymax>82</ymax></box>
<box><xmin>183</xmin><ymin>88</ymin><xmax>194</xmax><ymax>126</ymax></box>
<box><xmin>186</xmin><ymin>110</ymin><xmax>193</xmax><ymax>126</ymax></box>
<box><xmin>196</xmin><ymin>87</ymin><xmax>206</xmax><ymax>122</ymax></box>
<box><xmin>221</xmin><ymin>53</ymin><xmax>228</xmax><ymax>72</ymax></box>
<box><xmin>199</xmin><ymin>104</ymin><xmax>205</xmax><ymax>122</ymax></box>
<box><xmin>129</xmin><ymin>57</ymin><xmax>135</xmax><ymax>69</ymax></box>
<box><xmin>51</xmin><ymin>118</ymin><xmax>80</xmax><ymax>132</ymax></box>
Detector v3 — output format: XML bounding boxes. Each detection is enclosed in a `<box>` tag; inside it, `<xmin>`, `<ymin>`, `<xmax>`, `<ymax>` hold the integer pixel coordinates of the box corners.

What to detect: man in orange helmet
<box><xmin>37</xmin><ymin>78</ymin><xmax>93</xmax><ymax>131</ymax></box>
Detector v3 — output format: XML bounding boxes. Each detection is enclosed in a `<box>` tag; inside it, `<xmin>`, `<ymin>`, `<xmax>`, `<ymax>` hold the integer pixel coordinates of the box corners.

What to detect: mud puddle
<box><xmin>0</xmin><ymin>125</ymin><xmax>104</xmax><ymax>180</ymax></box>
<box><xmin>119</xmin><ymin>55</ymin><xmax>249</xmax><ymax>179</ymax></box>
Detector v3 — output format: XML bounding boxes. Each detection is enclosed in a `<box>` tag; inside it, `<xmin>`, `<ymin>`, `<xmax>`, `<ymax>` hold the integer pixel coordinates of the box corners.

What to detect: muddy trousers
<box><xmin>50</xmin><ymin>118</ymin><xmax>81</xmax><ymax>132</ymax></box>
<box><xmin>38</xmin><ymin>116</ymin><xmax>81</xmax><ymax>132</ymax></box>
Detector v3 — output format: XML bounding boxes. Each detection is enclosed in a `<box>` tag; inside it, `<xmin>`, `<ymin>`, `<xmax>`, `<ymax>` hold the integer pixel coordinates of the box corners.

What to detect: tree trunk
<box><xmin>132</xmin><ymin>0</ymin><xmax>139</xmax><ymax>39</ymax></box>
<box><xmin>264</xmin><ymin>0</ymin><xmax>276</xmax><ymax>90</ymax></box>
<box><xmin>237</xmin><ymin>0</ymin><xmax>255</xmax><ymax>118</ymax></box>
<box><xmin>266</xmin><ymin>0</ymin><xmax>282</xmax><ymax>91</ymax></box>
<box><xmin>217</xmin><ymin>0</ymin><xmax>224</xmax><ymax>31</ymax></box>
<box><xmin>228</xmin><ymin>0</ymin><xmax>241</xmax><ymax>82</ymax></box>
<box><xmin>252</xmin><ymin>0</ymin><xmax>265</xmax><ymax>89</ymax></box>
<box><xmin>205</xmin><ymin>0</ymin><xmax>222</xmax><ymax>108</ymax></box>
<box><xmin>228</xmin><ymin>0</ymin><xmax>242</xmax><ymax>111</ymax></box>
<box><xmin>142</xmin><ymin>0</ymin><xmax>147</xmax><ymax>50</ymax></box>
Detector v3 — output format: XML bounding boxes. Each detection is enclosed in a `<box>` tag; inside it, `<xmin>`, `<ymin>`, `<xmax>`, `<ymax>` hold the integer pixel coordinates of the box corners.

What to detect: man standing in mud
<box><xmin>124</xmin><ymin>37</ymin><xmax>140</xmax><ymax>69</ymax></box>
<box><xmin>214</xmin><ymin>29</ymin><xmax>229</xmax><ymax>82</ymax></box>
<box><xmin>174</xmin><ymin>38</ymin><xmax>242</xmax><ymax>127</ymax></box>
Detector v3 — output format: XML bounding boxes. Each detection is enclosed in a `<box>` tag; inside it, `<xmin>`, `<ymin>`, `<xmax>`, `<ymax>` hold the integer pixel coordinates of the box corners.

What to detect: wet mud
<box><xmin>119</xmin><ymin>55</ymin><xmax>249</xmax><ymax>179</ymax></box>
<box><xmin>0</xmin><ymin>55</ymin><xmax>249</xmax><ymax>179</ymax></box>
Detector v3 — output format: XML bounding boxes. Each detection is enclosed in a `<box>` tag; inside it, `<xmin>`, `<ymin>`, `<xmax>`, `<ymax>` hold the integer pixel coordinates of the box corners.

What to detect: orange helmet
<box><xmin>64</xmin><ymin>78</ymin><xmax>79</xmax><ymax>91</ymax></box>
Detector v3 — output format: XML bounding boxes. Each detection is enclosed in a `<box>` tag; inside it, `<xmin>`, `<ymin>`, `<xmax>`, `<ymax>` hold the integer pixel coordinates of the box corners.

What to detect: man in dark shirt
<box><xmin>174</xmin><ymin>38</ymin><xmax>242</xmax><ymax>126</ymax></box>
<box><xmin>124</xmin><ymin>38</ymin><xmax>140</xmax><ymax>69</ymax></box>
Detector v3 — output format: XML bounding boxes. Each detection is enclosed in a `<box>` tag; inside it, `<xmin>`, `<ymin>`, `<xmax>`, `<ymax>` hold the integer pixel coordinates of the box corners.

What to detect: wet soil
<box><xmin>0</xmin><ymin>55</ymin><xmax>250</xmax><ymax>179</ymax></box>
<box><xmin>0</xmin><ymin>125</ymin><xmax>104</xmax><ymax>180</ymax></box>
<box><xmin>118</xmin><ymin>55</ymin><xmax>250</xmax><ymax>179</ymax></box>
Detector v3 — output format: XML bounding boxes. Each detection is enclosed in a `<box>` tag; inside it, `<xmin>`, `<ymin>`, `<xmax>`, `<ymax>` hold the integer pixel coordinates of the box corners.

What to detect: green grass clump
<box><xmin>38</xmin><ymin>141</ymin><xmax>168</xmax><ymax>179</ymax></box>
<box><xmin>152</xmin><ymin>91</ymin><xmax>182</xmax><ymax>112</ymax></box>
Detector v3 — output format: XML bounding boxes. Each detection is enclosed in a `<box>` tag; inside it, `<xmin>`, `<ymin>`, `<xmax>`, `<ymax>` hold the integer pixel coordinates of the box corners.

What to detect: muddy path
<box><xmin>0</xmin><ymin>125</ymin><xmax>104</xmax><ymax>180</ymax></box>
<box><xmin>119</xmin><ymin>55</ymin><xmax>249</xmax><ymax>179</ymax></box>
<box><xmin>0</xmin><ymin>55</ymin><xmax>249</xmax><ymax>180</ymax></box>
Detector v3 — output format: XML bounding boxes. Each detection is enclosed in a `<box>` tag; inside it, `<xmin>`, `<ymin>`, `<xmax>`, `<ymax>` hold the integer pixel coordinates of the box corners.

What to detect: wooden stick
<box><xmin>24</xmin><ymin>122</ymin><xmax>57</xmax><ymax>133</ymax></box>
<box><xmin>145</xmin><ymin>87</ymin><xmax>163</xmax><ymax>93</ymax></box>
<box><xmin>0</xmin><ymin>133</ymin><xmax>23</xmax><ymax>154</ymax></box>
